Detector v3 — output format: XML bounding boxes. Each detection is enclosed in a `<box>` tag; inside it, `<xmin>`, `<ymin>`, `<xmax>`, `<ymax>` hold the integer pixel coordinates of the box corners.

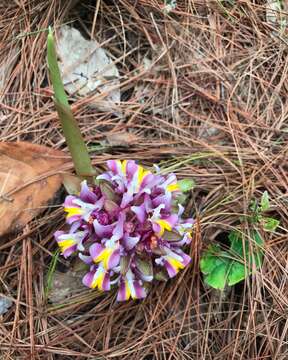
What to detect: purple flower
<box><xmin>54</xmin><ymin>160</ymin><xmax>194</xmax><ymax>301</ymax></box>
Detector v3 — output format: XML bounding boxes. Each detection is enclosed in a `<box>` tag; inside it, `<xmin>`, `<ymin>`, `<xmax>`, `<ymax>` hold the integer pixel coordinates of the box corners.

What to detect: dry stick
<box><xmin>90</xmin><ymin>0</ymin><xmax>101</xmax><ymax>39</ymax></box>
<box><xmin>8</xmin><ymin>243</ymin><xmax>24</xmax><ymax>358</ymax></box>
<box><xmin>26</xmin><ymin>231</ymin><xmax>35</xmax><ymax>358</ymax></box>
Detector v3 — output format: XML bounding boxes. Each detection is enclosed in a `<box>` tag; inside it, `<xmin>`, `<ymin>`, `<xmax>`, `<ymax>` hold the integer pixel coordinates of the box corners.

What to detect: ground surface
<box><xmin>0</xmin><ymin>1</ymin><xmax>288</xmax><ymax>359</ymax></box>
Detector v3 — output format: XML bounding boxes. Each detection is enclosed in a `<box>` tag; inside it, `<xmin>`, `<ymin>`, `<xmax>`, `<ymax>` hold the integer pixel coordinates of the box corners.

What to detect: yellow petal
<box><xmin>91</xmin><ymin>269</ymin><xmax>105</xmax><ymax>290</ymax></box>
<box><xmin>137</xmin><ymin>166</ymin><xmax>150</xmax><ymax>187</ymax></box>
<box><xmin>168</xmin><ymin>257</ymin><xmax>185</xmax><ymax>271</ymax></box>
<box><xmin>64</xmin><ymin>207</ymin><xmax>82</xmax><ymax>218</ymax></box>
<box><xmin>58</xmin><ymin>238</ymin><xmax>75</xmax><ymax>251</ymax></box>
<box><xmin>121</xmin><ymin>160</ymin><xmax>128</xmax><ymax>175</ymax></box>
<box><xmin>167</xmin><ymin>183</ymin><xmax>180</xmax><ymax>192</ymax></box>
<box><xmin>156</xmin><ymin>219</ymin><xmax>172</xmax><ymax>236</ymax></box>
<box><xmin>125</xmin><ymin>281</ymin><xmax>131</xmax><ymax>300</ymax></box>
<box><xmin>94</xmin><ymin>248</ymin><xmax>113</xmax><ymax>270</ymax></box>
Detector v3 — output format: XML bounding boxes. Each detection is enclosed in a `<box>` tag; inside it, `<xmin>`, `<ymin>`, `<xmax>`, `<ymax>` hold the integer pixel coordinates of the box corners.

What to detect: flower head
<box><xmin>54</xmin><ymin>160</ymin><xmax>194</xmax><ymax>301</ymax></box>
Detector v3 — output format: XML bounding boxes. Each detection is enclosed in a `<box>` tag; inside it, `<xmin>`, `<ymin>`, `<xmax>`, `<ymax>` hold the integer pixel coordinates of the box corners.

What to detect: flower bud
<box><xmin>135</xmin><ymin>258</ymin><xmax>153</xmax><ymax>282</ymax></box>
<box><xmin>104</xmin><ymin>199</ymin><xmax>119</xmax><ymax>214</ymax></box>
<box><xmin>99</xmin><ymin>181</ymin><xmax>117</xmax><ymax>201</ymax></box>
<box><xmin>163</xmin><ymin>231</ymin><xmax>182</xmax><ymax>242</ymax></box>
<box><xmin>178</xmin><ymin>179</ymin><xmax>195</xmax><ymax>192</ymax></box>
<box><xmin>120</xmin><ymin>256</ymin><xmax>130</xmax><ymax>276</ymax></box>
<box><xmin>154</xmin><ymin>270</ymin><xmax>169</xmax><ymax>281</ymax></box>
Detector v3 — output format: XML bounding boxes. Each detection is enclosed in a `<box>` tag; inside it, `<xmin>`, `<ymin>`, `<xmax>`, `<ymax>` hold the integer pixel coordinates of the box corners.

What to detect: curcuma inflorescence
<box><xmin>55</xmin><ymin>160</ymin><xmax>194</xmax><ymax>301</ymax></box>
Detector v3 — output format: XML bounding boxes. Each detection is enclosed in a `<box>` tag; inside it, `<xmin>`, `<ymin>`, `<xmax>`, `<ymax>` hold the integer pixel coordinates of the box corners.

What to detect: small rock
<box><xmin>0</xmin><ymin>296</ymin><xmax>13</xmax><ymax>315</ymax></box>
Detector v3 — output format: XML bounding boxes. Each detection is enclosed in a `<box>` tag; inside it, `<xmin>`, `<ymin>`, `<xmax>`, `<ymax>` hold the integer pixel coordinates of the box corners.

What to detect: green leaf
<box><xmin>178</xmin><ymin>179</ymin><xmax>195</xmax><ymax>192</ymax></box>
<box><xmin>247</xmin><ymin>230</ymin><xmax>264</xmax><ymax>269</ymax></box>
<box><xmin>200</xmin><ymin>230</ymin><xmax>264</xmax><ymax>290</ymax></box>
<box><xmin>250</xmin><ymin>199</ymin><xmax>258</xmax><ymax>213</ymax></box>
<box><xmin>200</xmin><ymin>244</ymin><xmax>221</xmax><ymax>274</ymax></box>
<box><xmin>47</xmin><ymin>28</ymin><xmax>95</xmax><ymax>178</ymax></box>
<box><xmin>262</xmin><ymin>217</ymin><xmax>279</xmax><ymax>232</ymax></box>
<box><xmin>260</xmin><ymin>191</ymin><xmax>270</xmax><ymax>211</ymax></box>
<box><xmin>228</xmin><ymin>262</ymin><xmax>246</xmax><ymax>286</ymax></box>
<box><xmin>204</xmin><ymin>256</ymin><xmax>230</xmax><ymax>290</ymax></box>
<box><xmin>252</xmin><ymin>230</ymin><xmax>264</xmax><ymax>246</ymax></box>
<box><xmin>229</xmin><ymin>231</ymin><xmax>244</xmax><ymax>256</ymax></box>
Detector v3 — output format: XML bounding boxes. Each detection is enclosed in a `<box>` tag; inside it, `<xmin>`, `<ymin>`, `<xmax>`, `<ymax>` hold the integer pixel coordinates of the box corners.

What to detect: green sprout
<box><xmin>45</xmin><ymin>249</ymin><xmax>60</xmax><ymax>297</ymax></box>
<box><xmin>250</xmin><ymin>191</ymin><xmax>280</xmax><ymax>232</ymax></box>
<box><xmin>47</xmin><ymin>27</ymin><xmax>95</xmax><ymax>178</ymax></box>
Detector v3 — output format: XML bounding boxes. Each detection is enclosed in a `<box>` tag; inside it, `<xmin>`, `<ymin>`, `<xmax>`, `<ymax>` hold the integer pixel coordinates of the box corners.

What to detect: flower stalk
<box><xmin>47</xmin><ymin>27</ymin><xmax>95</xmax><ymax>178</ymax></box>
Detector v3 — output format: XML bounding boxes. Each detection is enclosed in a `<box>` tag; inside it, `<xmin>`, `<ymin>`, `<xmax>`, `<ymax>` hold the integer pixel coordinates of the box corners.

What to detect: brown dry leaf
<box><xmin>57</xmin><ymin>25</ymin><xmax>121</xmax><ymax>115</ymax></box>
<box><xmin>103</xmin><ymin>131</ymin><xmax>140</xmax><ymax>147</ymax></box>
<box><xmin>0</xmin><ymin>142</ymin><xmax>68</xmax><ymax>236</ymax></box>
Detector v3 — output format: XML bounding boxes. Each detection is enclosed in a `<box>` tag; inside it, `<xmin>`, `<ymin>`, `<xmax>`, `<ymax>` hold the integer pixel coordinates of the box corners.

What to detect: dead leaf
<box><xmin>48</xmin><ymin>270</ymin><xmax>85</xmax><ymax>303</ymax></box>
<box><xmin>57</xmin><ymin>25</ymin><xmax>121</xmax><ymax>114</ymax></box>
<box><xmin>0</xmin><ymin>142</ymin><xmax>68</xmax><ymax>236</ymax></box>
<box><xmin>102</xmin><ymin>131</ymin><xmax>140</xmax><ymax>147</ymax></box>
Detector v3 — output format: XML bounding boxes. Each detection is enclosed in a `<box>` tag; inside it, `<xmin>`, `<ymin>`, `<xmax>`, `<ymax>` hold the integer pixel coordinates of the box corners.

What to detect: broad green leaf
<box><xmin>200</xmin><ymin>245</ymin><xmax>221</xmax><ymax>274</ymax></box>
<box><xmin>178</xmin><ymin>179</ymin><xmax>195</xmax><ymax>192</ymax></box>
<box><xmin>229</xmin><ymin>231</ymin><xmax>244</xmax><ymax>256</ymax></box>
<box><xmin>47</xmin><ymin>28</ymin><xmax>95</xmax><ymax>178</ymax></box>
<box><xmin>262</xmin><ymin>217</ymin><xmax>279</xmax><ymax>232</ymax></box>
<box><xmin>204</xmin><ymin>258</ymin><xmax>230</xmax><ymax>290</ymax></box>
<box><xmin>200</xmin><ymin>230</ymin><xmax>264</xmax><ymax>290</ymax></box>
<box><xmin>260</xmin><ymin>191</ymin><xmax>270</xmax><ymax>211</ymax></box>
<box><xmin>228</xmin><ymin>262</ymin><xmax>246</xmax><ymax>286</ymax></box>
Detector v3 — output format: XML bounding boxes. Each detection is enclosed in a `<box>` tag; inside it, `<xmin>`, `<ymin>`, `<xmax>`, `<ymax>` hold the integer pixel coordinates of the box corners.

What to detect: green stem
<box><xmin>47</xmin><ymin>27</ymin><xmax>95</xmax><ymax>178</ymax></box>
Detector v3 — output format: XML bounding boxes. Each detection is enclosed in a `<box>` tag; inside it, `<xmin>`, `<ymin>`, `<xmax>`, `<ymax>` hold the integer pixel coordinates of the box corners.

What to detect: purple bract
<box><xmin>54</xmin><ymin>160</ymin><xmax>194</xmax><ymax>301</ymax></box>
